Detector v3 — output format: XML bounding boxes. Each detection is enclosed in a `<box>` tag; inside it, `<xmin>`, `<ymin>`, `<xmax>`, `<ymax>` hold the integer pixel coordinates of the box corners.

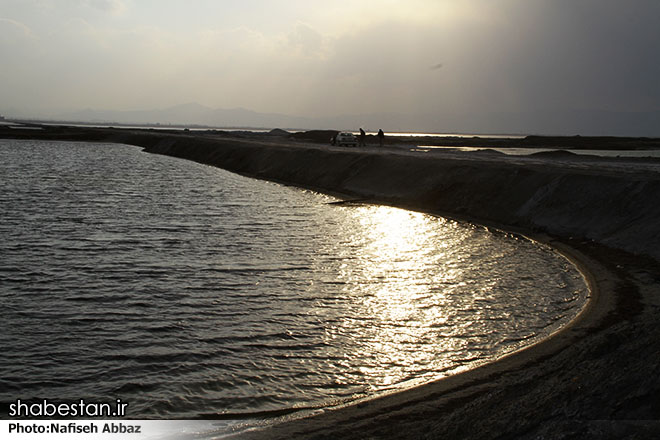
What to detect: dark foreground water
<box><xmin>0</xmin><ymin>140</ymin><xmax>587</xmax><ymax>419</ymax></box>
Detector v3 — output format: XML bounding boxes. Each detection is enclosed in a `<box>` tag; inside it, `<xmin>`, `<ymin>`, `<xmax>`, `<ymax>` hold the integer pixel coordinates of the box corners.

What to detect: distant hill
<box><xmin>53</xmin><ymin>104</ymin><xmax>660</xmax><ymax>136</ymax></box>
<box><xmin>60</xmin><ymin>103</ymin><xmax>315</xmax><ymax>130</ymax></box>
<box><xmin>56</xmin><ymin>104</ymin><xmax>418</xmax><ymax>132</ymax></box>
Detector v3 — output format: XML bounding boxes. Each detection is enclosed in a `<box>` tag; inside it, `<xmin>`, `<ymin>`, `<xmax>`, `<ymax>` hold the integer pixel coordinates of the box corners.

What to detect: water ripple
<box><xmin>0</xmin><ymin>140</ymin><xmax>587</xmax><ymax>418</ymax></box>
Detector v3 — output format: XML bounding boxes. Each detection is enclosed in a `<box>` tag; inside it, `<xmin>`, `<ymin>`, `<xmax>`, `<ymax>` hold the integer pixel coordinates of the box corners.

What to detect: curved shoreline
<box><xmin>234</xmin><ymin>237</ymin><xmax>608</xmax><ymax>438</ymax></box>
<box><xmin>3</xmin><ymin>127</ymin><xmax>660</xmax><ymax>437</ymax></box>
<box><xmin>208</xmin><ymin>215</ymin><xmax>594</xmax><ymax>434</ymax></box>
<box><xmin>227</xmin><ymin>219</ymin><xmax>610</xmax><ymax>439</ymax></box>
<box><xmin>231</xmin><ymin>227</ymin><xmax>658</xmax><ymax>440</ymax></box>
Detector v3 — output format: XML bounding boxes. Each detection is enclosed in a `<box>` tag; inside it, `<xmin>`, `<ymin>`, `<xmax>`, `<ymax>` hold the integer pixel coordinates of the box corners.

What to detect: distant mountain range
<box><xmin>56</xmin><ymin>103</ymin><xmax>448</xmax><ymax>133</ymax></box>
<box><xmin>60</xmin><ymin>103</ymin><xmax>316</xmax><ymax>130</ymax></box>
<box><xmin>59</xmin><ymin>103</ymin><xmax>417</xmax><ymax>133</ymax></box>
<box><xmin>37</xmin><ymin>103</ymin><xmax>660</xmax><ymax>137</ymax></box>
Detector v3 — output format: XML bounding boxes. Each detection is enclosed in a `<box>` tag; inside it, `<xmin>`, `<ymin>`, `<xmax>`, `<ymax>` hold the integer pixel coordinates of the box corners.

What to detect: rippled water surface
<box><xmin>0</xmin><ymin>140</ymin><xmax>587</xmax><ymax>418</ymax></box>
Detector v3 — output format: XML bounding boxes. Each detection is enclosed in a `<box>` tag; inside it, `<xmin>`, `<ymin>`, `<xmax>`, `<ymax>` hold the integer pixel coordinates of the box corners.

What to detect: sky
<box><xmin>1</xmin><ymin>0</ymin><xmax>659</xmax><ymax>134</ymax></box>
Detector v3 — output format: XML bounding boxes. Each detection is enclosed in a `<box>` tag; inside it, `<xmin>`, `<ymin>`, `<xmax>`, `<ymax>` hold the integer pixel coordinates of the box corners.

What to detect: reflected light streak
<box><xmin>335</xmin><ymin>205</ymin><xmax>467</xmax><ymax>389</ymax></box>
<box><xmin>315</xmin><ymin>202</ymin><xmax>585</xmax><ymax>398</ymax></box>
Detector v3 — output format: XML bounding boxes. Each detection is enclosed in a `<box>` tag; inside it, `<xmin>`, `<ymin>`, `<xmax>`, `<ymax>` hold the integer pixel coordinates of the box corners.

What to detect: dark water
<box><xmin>0</xmin><ymin>140</ymin><xmax>586</xmax><ymax>419</ymax></box>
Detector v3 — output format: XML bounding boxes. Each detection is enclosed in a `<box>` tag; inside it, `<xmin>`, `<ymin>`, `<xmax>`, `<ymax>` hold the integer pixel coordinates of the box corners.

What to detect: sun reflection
<box><xmin>316</xmin><ymin>202</ymin><xmax>585</xmax><ymax>397</ymax></box>
<box><xmin>331</xmin><ymin>204</ymin><xmax>468</xmax><ymax>388</ymax></box>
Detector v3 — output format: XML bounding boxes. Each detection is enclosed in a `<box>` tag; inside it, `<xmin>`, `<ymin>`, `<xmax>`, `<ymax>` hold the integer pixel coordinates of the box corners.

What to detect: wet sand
<box><xmin>3</xmin><ymin>126</ymin><xmax>660</xmax><ymax>438</ymax></box>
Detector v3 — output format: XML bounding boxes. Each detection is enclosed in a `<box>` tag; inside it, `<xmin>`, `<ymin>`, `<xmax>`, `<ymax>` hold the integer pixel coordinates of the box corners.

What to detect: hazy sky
<box><xmin>1</xmin><ymin>0</ymin><xmax>659</xmax><ymax>132</ymax></box>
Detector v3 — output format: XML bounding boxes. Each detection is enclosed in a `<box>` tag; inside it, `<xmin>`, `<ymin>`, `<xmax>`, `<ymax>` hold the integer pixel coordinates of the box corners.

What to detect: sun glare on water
<box><xmin>324</xmin><ymin>205</ymin><xmax>473</xmax><ymax>389</ymax></box>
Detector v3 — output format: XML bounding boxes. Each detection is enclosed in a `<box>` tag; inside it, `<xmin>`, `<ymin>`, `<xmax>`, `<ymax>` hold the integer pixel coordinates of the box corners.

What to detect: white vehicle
<box><xmin>334</xmin><ymin>132</ymin><xmax>358</xmax><ymax>147</ymax></box>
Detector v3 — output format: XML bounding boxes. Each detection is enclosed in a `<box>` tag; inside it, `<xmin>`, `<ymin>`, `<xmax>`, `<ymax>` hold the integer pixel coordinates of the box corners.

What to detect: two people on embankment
<box><xmin>332</xmin><ymin>128</ymin><xmax>385</xmax><ymax>147</ymax></box>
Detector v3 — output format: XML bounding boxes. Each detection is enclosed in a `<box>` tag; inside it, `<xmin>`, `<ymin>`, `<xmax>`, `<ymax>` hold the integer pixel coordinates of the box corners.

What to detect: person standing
<box><xmin>359</xmin><ymin>128</ymin><xmax>366</xmax><ymax>147</ymax></box>
<box><xmin>377</xmin><ymin>129</ymin><xmax>384</xmax><ymax>147</ymax></box>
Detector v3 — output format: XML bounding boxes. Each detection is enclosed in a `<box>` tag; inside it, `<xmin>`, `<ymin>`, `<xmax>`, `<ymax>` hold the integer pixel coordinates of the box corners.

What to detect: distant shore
<box><xmin>4</xmin><ymin>122</ymin><xmax>660</xmax><ymax>150</ymax></box>
<box><xmin>3</xmin><ymin>125</ymin><xmax>660</xmax><ymax>438</ymax></box>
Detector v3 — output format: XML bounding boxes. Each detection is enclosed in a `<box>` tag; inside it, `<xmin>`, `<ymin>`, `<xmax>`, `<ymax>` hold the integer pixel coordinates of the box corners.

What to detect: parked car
<box><xmin>334</xmin><ymin>132</ymin><xmax>358</xmax><ymax>147</ymax></box>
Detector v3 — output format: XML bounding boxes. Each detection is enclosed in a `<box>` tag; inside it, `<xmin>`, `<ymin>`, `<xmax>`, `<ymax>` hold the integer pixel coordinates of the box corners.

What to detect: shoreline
<box><xmin>2</xmin><ymin>127</ymin><xmax>660</xmax><ymax>438</ymax></box>
<box><xmin>221</xmin><ymin>225</ymin><xmax>599</xmax><ymax>438</ymax></box>
<box><xmin>231</xmin><ymin>235</ymin><xmax>613</xmax><ymax>440</ymax></box>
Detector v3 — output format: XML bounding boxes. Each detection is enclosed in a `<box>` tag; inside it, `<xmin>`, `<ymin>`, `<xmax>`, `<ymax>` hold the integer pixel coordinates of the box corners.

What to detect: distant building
<box><xmin>0</xmin><ymin>115</ymin><xmax>5</xmax><ymax>121</ymax></box>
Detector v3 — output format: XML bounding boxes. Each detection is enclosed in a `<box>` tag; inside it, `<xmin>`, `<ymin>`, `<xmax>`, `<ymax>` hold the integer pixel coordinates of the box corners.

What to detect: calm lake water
<box><xmin>420</xmin><ymin>145</ymin><xmax>660</xmax><ymax>158</ymax></box>
<box><xmin>0</xmin><ymin>139</ymin><xmax>587</xmax><ymax>420</ymax></box>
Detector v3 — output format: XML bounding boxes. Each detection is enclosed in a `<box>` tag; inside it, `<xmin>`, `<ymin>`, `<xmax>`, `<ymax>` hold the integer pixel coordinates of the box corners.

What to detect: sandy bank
<box><xmin>3</xmin><ymin>127</ymin><xmax>660</xmax><ymax>438</ymax></box>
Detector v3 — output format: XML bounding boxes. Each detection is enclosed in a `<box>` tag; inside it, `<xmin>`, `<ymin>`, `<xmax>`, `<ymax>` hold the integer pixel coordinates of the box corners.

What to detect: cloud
<box><xmin>82</xmin><ymin>0</ymin><xmax>126</xmax><ymax>14</ymax></box>
<box><xmin>0</xmin><ymin>17</ymin><xmax>37</xmax><ymax>39</ymax></box>
<box><xmin>287</xmin><ymin>22</ymin><xmax>326</xmax><ymax>58</ymax></box>
<box><xmin>1</xmin><ymin>0</ymin><xmax>659</xmax><ymax>133</ymax></box>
